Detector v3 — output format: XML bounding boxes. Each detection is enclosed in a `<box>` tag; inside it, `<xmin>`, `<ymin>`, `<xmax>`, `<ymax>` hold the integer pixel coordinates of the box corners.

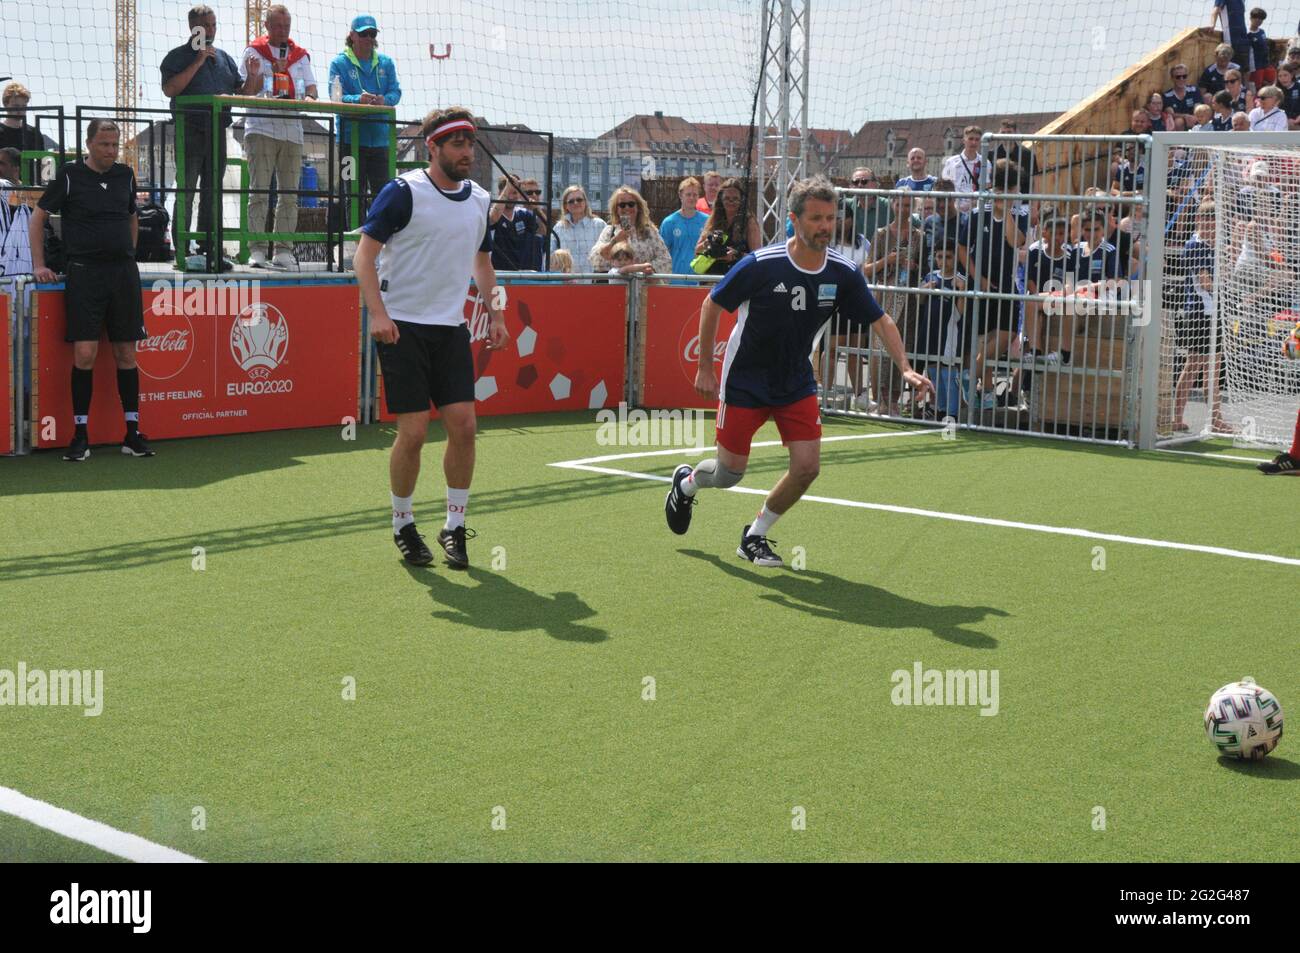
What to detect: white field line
<box><xmin>0</xmin><ymin>785</ymin><xmax>204</xmax><ymax>863</ymax></box>
<box><xmin>1155</xmin><ymin>447</ymin><xmax>1274</xmax><ymax>464</ymax></box>
<box><xmin>551</xmin><ymin>427</ymin><xmax>938</xmax><ymax>467</ymax></box>
<box><xmin>550</xmin><ymin>433</ymin><xmax>1300</xmax><ymax>568</ymax></box>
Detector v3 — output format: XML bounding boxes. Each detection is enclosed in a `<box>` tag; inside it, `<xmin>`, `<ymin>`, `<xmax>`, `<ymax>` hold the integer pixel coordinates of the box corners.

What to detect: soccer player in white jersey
<box><xmin>664</xmin><ymin>176</ymin><xmax>934</xmax><ymax>567</ymax></box>
<box><xmin>355</xmin><ymin>106</ymin><xmax>509</xmax><ymax>568</ymax></box>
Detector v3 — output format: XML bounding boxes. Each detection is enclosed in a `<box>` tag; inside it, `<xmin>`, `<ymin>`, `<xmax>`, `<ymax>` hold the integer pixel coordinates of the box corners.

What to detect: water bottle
<box><xmin>331</xmin><ymin>75</ymin><xmax>342</xmax><ymax>102</ymax></box>
<box><xmin>262</xmin><ymin>67</ymin><xmax>273</xmax><ymax>98</ymax></box>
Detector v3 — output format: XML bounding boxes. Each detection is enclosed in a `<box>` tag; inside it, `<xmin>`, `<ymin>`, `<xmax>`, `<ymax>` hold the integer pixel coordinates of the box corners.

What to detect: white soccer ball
<box><xmin>1204</xmin><ymin>677</ymin><xmax>1284</xmax><ymax>760</ymax></box>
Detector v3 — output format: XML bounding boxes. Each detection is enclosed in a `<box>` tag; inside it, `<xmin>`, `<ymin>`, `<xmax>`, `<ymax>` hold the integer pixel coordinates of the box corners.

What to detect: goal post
<box><xmin>1139</xmin><ymin>131</ymin><xmax>1300</xmax><ymax>451</ymax></box>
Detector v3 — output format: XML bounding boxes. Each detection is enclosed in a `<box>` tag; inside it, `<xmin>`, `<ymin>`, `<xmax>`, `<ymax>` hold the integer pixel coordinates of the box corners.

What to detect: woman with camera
<box><xmin>692</xmin><ymin>178</ymin><xmax>763</xmax><ymax>275</ymax></box>
<box><xmin>589</xmin><ymin>186</ymin><xmax>672</xmax><ymax>275</ymax></box>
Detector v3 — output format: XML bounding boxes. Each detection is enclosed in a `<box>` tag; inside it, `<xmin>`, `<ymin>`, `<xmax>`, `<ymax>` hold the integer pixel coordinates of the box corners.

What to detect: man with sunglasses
<box><xmin>489</xmin><ymin>173</ymin><xmax>544</xmax><ymax>271</ymax></box>
<box><xmin>848</xmin><ymin>167</ymin><xmax>892</xmax><ymax>237</ymax></box>
<box><xmin>328</xmin><ymin>15</ymin><xmax>401</xmax><ymax>222</ymax></box>
<box><xmin>1162</xmin><ymin>65</ymin><xmax>1201</xmax><ymax>130</ymax></box>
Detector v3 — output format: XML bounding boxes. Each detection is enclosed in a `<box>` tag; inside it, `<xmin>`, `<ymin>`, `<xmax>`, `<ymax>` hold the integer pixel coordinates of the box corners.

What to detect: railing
<box><xmin>173</xmin><ymin>94</ymin><xmax>397</xmax><ymax>272</ymax></box>
<box><xmin>816</xmin><ymin>133</ymin><xmax>1149</xmax><ymax>446</ymax></box>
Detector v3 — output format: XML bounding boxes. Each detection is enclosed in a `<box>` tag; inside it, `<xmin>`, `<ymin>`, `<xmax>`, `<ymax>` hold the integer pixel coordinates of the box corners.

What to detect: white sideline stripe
<box><xmin>552</xmin><ymin>453</ymin><xmax>1300</xmax><ymax>568</ymax></box>
<box><xmin>1156</xmin><ymin>447</ymin><xmax>1273</xmax><ymax>464</ymax></box>
<box><xmin>550</xmin><ymin>427</ymin><xmax>936</xmax><ymax>467</ymax></box>
<box><xmin>0</xmin><ymin>785</ymin><xmax>204</xmax><ymax>863</ymax></box>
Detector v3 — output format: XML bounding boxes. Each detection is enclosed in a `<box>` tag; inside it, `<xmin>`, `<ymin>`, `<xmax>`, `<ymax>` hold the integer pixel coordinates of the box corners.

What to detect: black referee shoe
<box><xmin>394</xmin><ymin>522</ymin><xmax>434</xmax><ymax>566</ymax></box>
<box><xmin>664</xmin><ymin>464</ymin><xmax>696</xmax><ymax>535</ymax></box>
<box><xmin>62</xmin><ymin>433</ymin><xmax>90</xmax><ymax>462</ymax></box>
<box><xmin>1257</xmin><ymin>452</ymin><xmax>1300</xmax><ymax>475</ymax></box>
<box><xmin>436</xmin><ymin>525</ymin><xmax>475</xmax><ymax>570</ymax></box>
<box><xmin>121</xmin><ymin>431</ymin><xmax>156</xmax><ymax>457</ymax></box>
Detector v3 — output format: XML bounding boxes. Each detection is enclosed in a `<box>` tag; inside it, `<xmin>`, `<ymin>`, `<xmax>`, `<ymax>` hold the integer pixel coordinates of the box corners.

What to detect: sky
<box><xmin>6</xmin><ymin>1</ymin><xmax>1232</xmax><ymax>140</ymax></box>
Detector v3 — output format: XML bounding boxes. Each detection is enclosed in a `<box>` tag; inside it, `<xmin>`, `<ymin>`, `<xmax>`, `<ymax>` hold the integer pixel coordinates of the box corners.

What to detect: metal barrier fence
<box><xmin>817</xmin><ymin>133</ymin><xmax>1150</xmax><ymax>446</ymax></box>
<box><xmin>0</xmin><ymin>271</ymin><xmax>724</xmax><ymax>452</ymax></box>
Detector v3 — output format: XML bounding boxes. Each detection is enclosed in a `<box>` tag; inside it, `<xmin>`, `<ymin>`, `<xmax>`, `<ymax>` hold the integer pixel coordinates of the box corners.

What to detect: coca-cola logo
<box><xmin>464</xmin><ymin>291</ymin><xmax>491</xmax><ymax>344</ymax></box>
<box><xmin>136</xmin><ymin>309</ymin><xmax>195</xmax><ymax>381</ymax></box>
<box><xmin>676</xmin><ymin>303</ymin><xmax>731</xmax><ymax>387</ymax></box>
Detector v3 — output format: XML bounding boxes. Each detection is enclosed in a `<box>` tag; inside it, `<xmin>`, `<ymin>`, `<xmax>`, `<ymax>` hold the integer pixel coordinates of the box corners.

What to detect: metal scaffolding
<box><xmin>756</xmin><ymin>0</ymin><xmax>810</xmax><ymax>244</ymax></box>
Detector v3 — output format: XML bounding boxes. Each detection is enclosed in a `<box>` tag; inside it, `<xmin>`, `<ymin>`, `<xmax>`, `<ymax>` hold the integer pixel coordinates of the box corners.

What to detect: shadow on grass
<box><xmin>0</xmin><ymin>472</ymin><xmax>652</xmax><ymax>581</ymax></box>
<box><xmin>679</xmin><ymin>549</ymin><xmax>1005</xmax><ymax>648</ymax></box>
<box><xmin>405</xmin><ymin>564</ymin><xmax>607</xmax><ymax>643</ymax></box>
<box><xmin>0</xmin><ymin>411</ymin><xmax>616</xmax><ymax>499</ymax></box>
<box><xmin>1216</xmin><ymin>755</ymin><xmax>1300</xmax><ymax>780</ymax></box>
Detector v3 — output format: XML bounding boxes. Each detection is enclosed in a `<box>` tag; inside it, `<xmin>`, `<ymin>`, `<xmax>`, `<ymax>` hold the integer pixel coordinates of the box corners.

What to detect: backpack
<box><xmin>135</xmin><ymin>202</ymin><xmax>172</xmax><ymax>262</ymax></box>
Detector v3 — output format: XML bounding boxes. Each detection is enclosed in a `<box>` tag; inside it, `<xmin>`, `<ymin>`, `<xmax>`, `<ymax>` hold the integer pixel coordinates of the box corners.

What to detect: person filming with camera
<box><xmin>691</xmin><ymin>177</ymin><xmax>762</xmax><ymax>275</ymax></box>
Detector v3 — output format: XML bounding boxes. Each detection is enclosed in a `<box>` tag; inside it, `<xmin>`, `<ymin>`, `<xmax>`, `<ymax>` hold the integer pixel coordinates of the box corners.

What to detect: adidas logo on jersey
<box><xmin>773</xmin><ymin>282</ymin><xmax>787</xmax><ymax>293</ymax></box>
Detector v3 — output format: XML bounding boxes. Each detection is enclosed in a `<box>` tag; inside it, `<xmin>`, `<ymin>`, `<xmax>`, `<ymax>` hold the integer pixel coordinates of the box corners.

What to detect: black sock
<box><xmin>71</xmin><ymin>367</ymin><xmax>93</xmax><ymax>437</ymax></box>
<box><xmin>117</xmin><ymin>367</ymin><xmax>140</xmax><ymax>435</ymax></box>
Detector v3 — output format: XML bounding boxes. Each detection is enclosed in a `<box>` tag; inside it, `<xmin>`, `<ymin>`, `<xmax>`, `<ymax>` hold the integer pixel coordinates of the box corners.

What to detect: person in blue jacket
<box><xmin>328</xmin><ymin>14</ymin><xmax>401</xmax><ymax>218</ymax></box>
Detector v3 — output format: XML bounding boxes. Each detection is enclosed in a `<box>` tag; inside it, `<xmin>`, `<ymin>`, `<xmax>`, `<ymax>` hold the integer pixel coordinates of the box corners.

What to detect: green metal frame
<box><xmin>172</xmin><ymin>94</ymin><xmax>397</xmax><ymax>269</ymax></box>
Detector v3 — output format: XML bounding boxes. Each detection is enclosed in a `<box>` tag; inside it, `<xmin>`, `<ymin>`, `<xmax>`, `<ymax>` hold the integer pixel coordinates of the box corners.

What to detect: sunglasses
<box><xmin>524</xmin><ymin>189</ymin><xmax>542</xmax><ymax>197</ymax></box>
<box><xmin>851</xmin><ymin>178</ymin><xmax>875</xmax><ymax>185</ymax></box>
<box><xmin>565</xmin><ymin>196</ymin><xmax>586</xmax><ymax>205</ymax></box>
<box><xmin>616</xmin><ymin>201</ymin><xmax>637</xmax><ymax>209</ymax></box>
<box><xmin>1173</xmin><ymin>73</ymin><xmax>1187</xmax><ymax>79</ymax></box>
<box><xmin>358</xmin><ymin>30</ymin><xmax>378</xmax><ymax>38</ymax></box>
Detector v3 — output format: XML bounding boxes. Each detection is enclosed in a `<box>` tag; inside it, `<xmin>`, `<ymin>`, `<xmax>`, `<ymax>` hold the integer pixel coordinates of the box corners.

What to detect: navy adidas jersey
<box><xmin>1280</xmin><ymin>82</ymin><xmax>1300</xmax><ymax>119</ymax></box>
<box><xmin>1183</xmin><ymin>235</ymin><xmax>1215</xmax><ymax>314</ymax></box>
<box><xmin>1067</xmin><ymin>240</ymin><xmax>1124</xmax><ymax>283</ymax></box>
<box><xmin>710</xmin><ymin>243</ymin><xmax>883</xmax><ymax>408</ymax></box>
<box><xmin>1162</xmin><ymin>86</ymin><xmax>1201</xmax><ymax>115</ymax></box>
<box><xmin>1025</xmin><ymin>246</ymin><xmax>1077</xmax><ymax>291</ymax></box>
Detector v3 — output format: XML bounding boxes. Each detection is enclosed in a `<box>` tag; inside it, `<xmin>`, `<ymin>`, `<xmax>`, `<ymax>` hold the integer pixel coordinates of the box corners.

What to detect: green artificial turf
<box><xmin>1</xmin><ymin>413</ymin><xmax>1296</xmax><ymax>861</ymax></box>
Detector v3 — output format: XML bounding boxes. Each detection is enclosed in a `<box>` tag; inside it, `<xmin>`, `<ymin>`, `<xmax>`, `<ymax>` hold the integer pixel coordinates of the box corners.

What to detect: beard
<box><xmin>437</xmin><ymin>152</ymin><xmax>471</xmax><ymax>182</ymax></box>
<box><xmin>799</xmin><ymin>227</ymin><xmax>831</xmax><ymax>250</ymax></box>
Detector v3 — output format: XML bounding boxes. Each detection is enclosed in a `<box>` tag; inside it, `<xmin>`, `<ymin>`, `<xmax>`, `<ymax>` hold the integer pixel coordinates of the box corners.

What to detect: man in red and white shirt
<box><xmin>238</xmin><ymin>3</ymin><xmax>318</xmax><ymax>269</ymax></box>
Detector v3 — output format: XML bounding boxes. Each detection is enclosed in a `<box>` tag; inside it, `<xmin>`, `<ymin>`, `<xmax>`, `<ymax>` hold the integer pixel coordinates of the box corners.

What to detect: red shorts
<box><xmin>1250</xmin><ymin>67</ymin><xmax>1277</xmax><ymax>88</ymax></box>
<box><xmin>715</xmin><ymin>394</ymin><xmax>822</xmax><ymax>456</ymax></box>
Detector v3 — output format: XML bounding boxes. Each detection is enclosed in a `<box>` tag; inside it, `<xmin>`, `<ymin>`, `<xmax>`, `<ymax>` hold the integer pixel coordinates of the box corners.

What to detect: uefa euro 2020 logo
<box><xmin>231</xmin><ymin>303</ymin><xmax>289</xmax><ymax>380</ymax></box>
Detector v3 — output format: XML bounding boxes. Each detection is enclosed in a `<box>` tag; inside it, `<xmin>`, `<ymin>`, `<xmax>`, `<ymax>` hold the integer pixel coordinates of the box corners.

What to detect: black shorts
<box><xmin>64</xmin><ymin>258</ymin><xmax>146</xmax><ymax>343</ymax></box>
<box><xmin>1176</xmin><ymin>308</ymin><xmax>1213</xmax><ymax>356</ymax></box>
<box><xmin>978</xmin><ymin>296</ymin><xmax>1020</xmax><ymax>334</ymax></box>
<box><xmin>377</xmin><ymin>321</ymin><xmax>475</xmax><ymax>414</ymax></box>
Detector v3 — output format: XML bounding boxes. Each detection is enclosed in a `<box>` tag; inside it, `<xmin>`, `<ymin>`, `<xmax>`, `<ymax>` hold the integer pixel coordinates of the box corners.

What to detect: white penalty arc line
<box><xmin>550</xmin><ymin>427</ymin><xmax>939</xmax><ymax>468</ymax></box>
<box><xmin>550</xmin><ymin>433</ymin><xmax>1300</xmax><ymax>568</ymax></box>
<box><xmin>0</xmin><ymin>785</ymin><xmax>204</xmax><ymax>863</ymax></box>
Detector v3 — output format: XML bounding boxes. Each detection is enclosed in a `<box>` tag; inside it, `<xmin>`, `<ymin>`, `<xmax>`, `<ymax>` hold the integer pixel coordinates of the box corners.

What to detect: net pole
<box><xmin>1137</xmin><ymin>133</ymin><xmax>1167</xmax><ymax>450</ymax></box>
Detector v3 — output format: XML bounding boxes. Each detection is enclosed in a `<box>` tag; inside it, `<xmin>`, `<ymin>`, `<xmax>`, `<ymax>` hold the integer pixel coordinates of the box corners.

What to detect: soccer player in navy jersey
<box><xmin>356</xmin><ymin>106</ymin><xmax>509</xmax><ymax>569</ymax></box>
<box><xmin>663</xmin><ymin>176</ymin><xmax>933</xmax><ymax>567</ymax></box>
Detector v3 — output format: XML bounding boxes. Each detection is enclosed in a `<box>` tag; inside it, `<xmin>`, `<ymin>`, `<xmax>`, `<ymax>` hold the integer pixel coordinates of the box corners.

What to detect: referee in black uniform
<box><xmin>29</xmin><ymin>118</ymin><xmax>154</xmax><ymax>460</ymax></box>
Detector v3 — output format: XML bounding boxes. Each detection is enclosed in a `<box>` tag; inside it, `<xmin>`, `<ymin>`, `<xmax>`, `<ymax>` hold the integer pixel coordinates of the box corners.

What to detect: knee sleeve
<box><xmin>694</xmin><ymin>458</ymin><xmax>744</xmax><ymax>488</ymax></box>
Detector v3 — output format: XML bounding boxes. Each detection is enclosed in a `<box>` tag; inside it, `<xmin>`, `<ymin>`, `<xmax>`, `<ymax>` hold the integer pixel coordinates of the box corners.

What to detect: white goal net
<box><xmin>1153</xmin><ymin>137</ymin><xmax>1300</xmax><ymax>449</ymax></box>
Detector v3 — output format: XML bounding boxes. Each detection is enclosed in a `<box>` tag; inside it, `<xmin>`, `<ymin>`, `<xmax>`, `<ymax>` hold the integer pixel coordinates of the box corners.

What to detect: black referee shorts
<box><xmin>64</xmin><ymin>258</ymin><xmax>146</xmax><ymax>343</ymax></box>
<box><xmin>377</xmin><ymin>321</ymin><xmax>476</xmax><ymax>414</ymax></box>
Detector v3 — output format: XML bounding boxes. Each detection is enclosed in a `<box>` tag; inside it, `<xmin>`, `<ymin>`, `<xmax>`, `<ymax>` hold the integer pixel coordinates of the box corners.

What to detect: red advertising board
<box><xmin>1</xmin><ymin>292</ymin><xmax>11</xmax><ymax>455</ymax></box>
<box><xmin>640</xmin><ymin>285</ymin><xmax>737</xmax><ymax>409</ymax></box>
<box><xmin>377</xmin><ymin>283</ymin><xmax>626</xmax><ymax>420</ymax></box>
<box><xmin>33</xmin><ymin>282</ymin><xmax>360</xmax><ymax>448</ymax></box>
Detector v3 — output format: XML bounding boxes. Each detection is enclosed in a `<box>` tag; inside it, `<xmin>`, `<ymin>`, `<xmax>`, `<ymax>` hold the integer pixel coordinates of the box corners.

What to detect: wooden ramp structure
<box><xmin>1025</xmin><ymin>28</ymin><xmax>1290</xmax><ymax>197</ymax></box>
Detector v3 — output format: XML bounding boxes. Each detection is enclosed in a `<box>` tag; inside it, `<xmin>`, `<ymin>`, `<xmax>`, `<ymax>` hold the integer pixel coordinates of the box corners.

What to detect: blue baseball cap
<box><xmin>351</xmin><ymin>15</ymin><xmax>379</xmax><ymax>33</ymax></box>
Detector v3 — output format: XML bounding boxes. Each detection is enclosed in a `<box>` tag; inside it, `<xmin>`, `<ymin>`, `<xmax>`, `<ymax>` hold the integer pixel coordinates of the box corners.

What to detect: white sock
<box><xmin>445</xmin><ymin>487</ymin><xmax>469</xmax><ymax>530</ymax></box>
<box><xmin>682</xmin><ymin>458</ymin><xmax>714</xmax><ymax>497</ymax></box>
<box><xmin>392</xmin><ymin>493</ymin><xmax>414</xmax><ymax>533</ymax></box>
<box><xmin>750</xmin><ymin>505</ymin><xmax>779</xmax><ymax>537</ymax></box>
